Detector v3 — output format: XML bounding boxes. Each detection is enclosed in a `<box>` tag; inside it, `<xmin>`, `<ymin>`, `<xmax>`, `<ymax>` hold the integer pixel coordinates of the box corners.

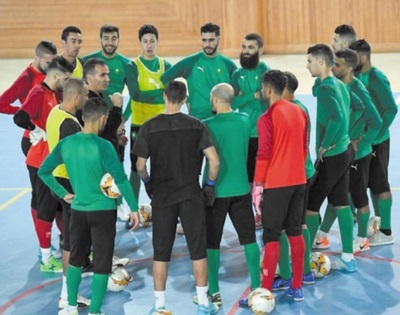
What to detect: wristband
<box><xmin>142</xmin><ymin>175</ymin><xmax>150</xmax><ymax>184</ymax></box>
<box><xmin>205</xmin><ymin>178</ymin><xmax>216</xmax><ymax>186</ymax></box>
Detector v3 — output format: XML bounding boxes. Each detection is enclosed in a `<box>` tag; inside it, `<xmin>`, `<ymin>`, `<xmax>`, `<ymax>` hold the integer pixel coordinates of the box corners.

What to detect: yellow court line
<box><xmin>0</xmin><ymin>188</ymin><xmax>31</xmax><ymax>191</ymax></box>
<box><xmin>0</xmin><ymin>188</ymin><xmax>31</xmax><ymax>212</ymax></box>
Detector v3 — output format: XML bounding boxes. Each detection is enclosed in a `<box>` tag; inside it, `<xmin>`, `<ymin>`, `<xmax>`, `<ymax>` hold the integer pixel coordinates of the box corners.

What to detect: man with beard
<box><xmin>331</xmin><ymin>24</ymin><xmax>357</xmax><ymax>52</ymax></box>
<box><xmin>84</xmin><ymin>25</ymin><xmax>130</xmax><ymax>108</ymax></box>
<box><xmin>13</xmin><ymin>56</ymin><xmax>74</xmax><ymax>272</ymax></box>
<box><xmin>60</xmin><ymin>26</ymin><xmax>84</xmax><ymax>78</ymax></box>
<box><xmin>161</xmin><ymin>22</ymin><xmax>237</xmax><ymax>120</ymax></box>
<box><xmin>349</xmin><ymin>39</ymin><xmax>398</xmax><ymax>247</ymax></box>
<box><xmin>123</xmin><ymin>24</ymin><xmax>172</xmax><ymax>203</ymax></box>
<box><xmin>39</xmin><ymin>98</ymin><xmax>139</xmax><ymax>315</ymax></box>
<box><xmin>230</xmin><ymin>33</ymin><xmax>270</xmax><ymax>228</ymax></box>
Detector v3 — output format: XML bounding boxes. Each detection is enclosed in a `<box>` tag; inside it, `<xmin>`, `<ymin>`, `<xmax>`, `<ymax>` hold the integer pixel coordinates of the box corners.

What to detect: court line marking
<box><xmin>0</xmin><ymin>188</ymin><xmax>30</xmax><ymax>212</ymax></box>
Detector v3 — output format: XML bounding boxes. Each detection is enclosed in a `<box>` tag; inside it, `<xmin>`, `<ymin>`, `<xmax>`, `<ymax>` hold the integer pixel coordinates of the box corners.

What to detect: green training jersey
<box><xmin>161</xmin><ymin>51</ymin><xmax>237</xmax><ymax>120</ymax></box>
<box><xmin>230</xmin><ymin>62</ymin><xmax>270</xmax><ymax>137</ymax></box>
<box><xmin>83</xmin><ymin>51</ymin><xmax>131</xmax><ymax>95</ymax></box>
<box><xmin>358</xmin><ymin>66</ymin><xmax>398</xmax><ymax>145</ymax></box>
<box><xmin>38</xmin><ymin>132</ymin><xmax>138</xmax><ymax>212</ymax></box>
<box><xmin>292</xmin><ymin>99</ymin><xmax>316</xmax><ymax>179</ymax></box>
<box><xmin>348</xmin><ymin>78</ymin><xmax>382</xmax><ymax>160</ymax></box>
<box><xmin>312</xmin><ymin>76</ymin><xmax>350</xmax><ymax>157</ymax></box>
<box><xmin>203</xmin><ymin>111</ymin><xmax>251</xmax><ymax>197</ymax></box>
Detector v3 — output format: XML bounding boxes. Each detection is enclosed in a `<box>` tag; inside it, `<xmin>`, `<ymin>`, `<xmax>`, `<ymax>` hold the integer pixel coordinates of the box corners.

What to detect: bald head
<box><xmin>210</xmin><ymin>83</ymin><xmax>234</xmax><ymax>114</ymax></box>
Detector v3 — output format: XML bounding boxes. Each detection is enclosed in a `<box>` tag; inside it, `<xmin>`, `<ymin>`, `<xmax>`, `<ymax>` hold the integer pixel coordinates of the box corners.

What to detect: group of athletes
<box><xmin>0</xmin><ymin>21</ymin><xmax>397</xmax><ymax>315</ymax></box>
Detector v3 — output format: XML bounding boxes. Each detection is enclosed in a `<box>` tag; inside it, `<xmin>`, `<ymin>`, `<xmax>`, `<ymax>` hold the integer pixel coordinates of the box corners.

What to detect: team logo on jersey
<box><xmin>240</xmin><ymin>75</ymin><xmax>246</xmax><ymax>80</ymax></box>
<box><xmin>197</xmin><ymin>66</ymin><xmax>205</xmax><ymax>72</ymax></box>
<box><xmin>148</xmin><ymin>78</ymin><xmax>161</xmax><ymax>89</ymax></box>
<box><xmin>217</xmin><ymin>68</ymin><xmax>221</xmax><ymax>73</ymax></box>
<box><xmin>351</xmin><ymin>164</ymin><xmax>358</xmax><ymax>171</ymax></box>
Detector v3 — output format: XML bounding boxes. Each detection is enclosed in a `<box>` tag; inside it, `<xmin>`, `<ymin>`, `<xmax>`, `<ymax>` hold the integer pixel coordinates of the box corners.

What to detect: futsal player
<box><xmin>332</xmin><ymin>24</ymin><xmax>357</xmax><ymax>52</ymax></box>
<box><xmin>60</xmin><ymin>26</ymin><xmax>84</xmax><ymax>78</ymax></box>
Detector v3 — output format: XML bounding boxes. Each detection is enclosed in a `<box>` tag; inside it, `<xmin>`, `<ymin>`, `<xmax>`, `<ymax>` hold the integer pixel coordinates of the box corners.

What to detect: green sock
<box><xmin>306</xmin><ymin>214</ymin><xmax>320</xmax><ymax>248</ymax></box>
<box><xmin>348</xmin><ymin>194</ymin><xmax>356</xmax><ymax>216</ymax></box>
<box><xmin>336</xmin><ymin>206</ymin><xmax>354</xmax><ymax>254</ymax></box>
<box><xmin>357</xmin><ymin>211</ymin><xmax>370</xmax><ymax>238</ymax></box>
<box><xmin>278</xmin><ymin>232</ymin><xmax>291</xmax><ymax>280</ymax></box>
<box><xmin>302</xmin><ymin>228</ymin><xmax>311</xmax><ymax>274</ymax></box>
<box><xmin>66</xmin><ymin>265</ymin><xmax>82</xmax><ymax>306</ymax></box>
<box><xmin>207</xmin><ymin>249</ymin><xmax>220</xmax><ymax>295</ymax></box>
<box><xmin>129</xmin><ymin>170</ymin><xmax>141</xmax><ymax>200</ymax></box>
<box><xmin>369</xmin><ymin>191</ymin><xmax>380</xmax><ymax>216</ymax></box>
<box><xmin>378</xmin><ymin>198</ymin><xmax>392</xmax><ymax>230</ymax></box>
<box><xmin>319</xmin><ymin>203</ymin><xmax>337</xmax><ymax>233</ymax></box>
<box><xmin>89</xmin><ymin>273</ymin><xmax>109</xmax><ymax>314</ymax></box>
<box><xmin>244</xmin><ymin>243</ymin><xmax>260</xmax><ymax>289</ymax></box>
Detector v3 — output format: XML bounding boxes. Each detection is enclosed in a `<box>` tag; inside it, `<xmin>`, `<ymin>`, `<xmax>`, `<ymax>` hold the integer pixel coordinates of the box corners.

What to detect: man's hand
<box><xmin>63</xmin><ymin>193</ymin><xmax>75</xmax><ymax>204</ymax></box>
<box><xmin>317</xmin><ymin>144</ymin><xmax>336</xmax><ymax>162</ymax></box>
<box><xmin>251</xmin><ymin>184</ymin><xmax>263</xmax><ymax>215</ymax></box>
<box><xmin>29</xmin><ymin>126</ymin><xmax>46</xmax><ymax>146</ymax></box>
<box><xmin>110</xmin><ymin>92</ymin><xmax>123</xmax><ymax>108</ymax></box>
<box><xmin>203</xmin><ymin>178</ymin><xmax>216</xmax><ymax>207</ymax></box>
<box><xmin>128</xmin><ymin>212</ymin><xmax>140</xmax><ymax>231</ymax></box>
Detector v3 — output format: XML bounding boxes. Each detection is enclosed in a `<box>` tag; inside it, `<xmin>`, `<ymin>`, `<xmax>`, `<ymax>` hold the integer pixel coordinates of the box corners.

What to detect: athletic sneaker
<box><xmin>367</xmin><ymin>216</ymin><xmax>381</xmax><ymax>237</ymax></box>
<box><xmin>59</xmin><ymin>295</ymin><xmax>91</xmax><ymax>309</ymax></box>
<box><xmin>193</xmin><ymin>292</ymin><xmax>222</xmax><ymax>307</ymax></box>
<box><xmin>40</xmin><ymin>255</ymin><xmax>63</xmax><ymax>273</ymax></box>
<box><xmin>58</xmin><ymin>308</ymin><xmax>78</xmax><ymax>315</ymax></box>
<box><xmin>285</xmin><ymin>287</ymin><xmax>304</xmax><ymax>302</ymax></box>
<box><xmin>312</xmin><ymin>235</ymin><xmax>330</xmax><ymax>249</ymax></box>
<box><xmin>197</xmin><ymin>302</ymin><xmax>219</xmax><ymax>315</ymax></box>
<box><xmin>82</xmin><ymin>261</ymin><xmax>94</xmax><ymax>278</ymax></box>
<box><xmin>302</xmin><ymin>272</ymin><xmax>315</xmax><ymax>285</ymax></box>
<box><xmin>254</xmin><ymin>214</ymin><xmax>263</xmax><ymax>230</ymax></box>
<box><xmin>272</xmin><ymin>277</ymin><xmax>292</xmax><ymax>291</ymax></box>
<box><xmin>148</xmin><ymin>306</ymin><xmax>166</xmax><ymax>315</ymax></box>
<box><xmin>38</xmin><ymin>245</ymin><xmax>62</xmax><ymax>260</ymax></box>
<box><xmin>331</xmin><ymin>257</ymin><xmax>357</xmax><ymax>273</ymax></box>
<box><xmin>89</xmin><ymin>312</ymin><xmax>105</xmax><ymax>315</ymax></box>
<box><xmin>353</xmin><ymin>237</ymin><xmax>370</xmax><ymax>253</ymax></box>
<box><xmin>176</xmin><ymin>223</ymin><xmax>185</xmax><ymax>234</ymax></box>
<box><xmin>238</xmin><ymin>296</ymin><xmax>249</xmax><ymax>307</ymax></box>
<box><xmin>368</xmin><ymin>231</ymin><xmax>395</xmax><ymax>246</ymax></box>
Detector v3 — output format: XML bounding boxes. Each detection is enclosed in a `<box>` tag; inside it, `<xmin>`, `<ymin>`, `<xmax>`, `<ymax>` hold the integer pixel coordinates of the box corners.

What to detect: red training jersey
<box><xmin>19</xmin><ymin>83</ymin><xmax>62</xmax><ymax>168</ymax></box>
<box><xmin>254</xmin><ymin>99</ymin><xmax>308</xmax><ymax>189</ymax></box>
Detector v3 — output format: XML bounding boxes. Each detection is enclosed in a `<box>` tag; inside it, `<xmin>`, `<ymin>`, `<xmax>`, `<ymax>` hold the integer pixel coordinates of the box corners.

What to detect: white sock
<box><xmin>41</xmin><ymin>247</ymin><xmax>51</xmax><ymax>264</ymax></box>
<box><xmin>317</xmin><ymin>230</ymin><xmax>327</xmax><ymax>238</ymax></box>
<box><xmin>154</xmin><ymin>290</ymin><xmax>165</xmax><ymax>308</ymax></box>
<box><xmin>341</xmin><ymin>253</ymin><xmax>354</xmax><ymax>262</ymax></box>
<box><xmin>60</xmin><ymin>275</ymin><xmax>68</xmax><ymax>300</ymax></box>
<box><xmin>67</xmin><ymin>305</ymin><xmax>77</xmax><ymax>312</ymax></box>
<box><xmin>196</xmin><ymin>286</ymin><xmax>209</xmax><ymax>306</ymax></box>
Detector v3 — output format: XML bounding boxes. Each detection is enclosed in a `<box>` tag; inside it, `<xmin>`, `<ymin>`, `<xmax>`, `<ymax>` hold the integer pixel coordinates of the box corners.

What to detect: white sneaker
<box><xmin>312</xmin><ymin>235</ymin><xmax>330</xmax><ymax>249</ymax></box>
<box><xmin>368</xmin><ymin>231</ymin><xmax>394</xmax><ymax>246</ymax></box>
<box><xmin>117</xmin><ymin>204</ymin><xmax>130</xmax><ymax>221</ymax></box>
<box><xmin>58</xmin><ymin>308</ymin><xmax>78</xmax><ymax>315</ymax></box>
<box><xmin>353</xmin><ymin>237</ymin><xmax>370</xmax><ymax>253</ymax></box>
<box><xmin>176</xmin><ymin>223</ymin><xmax>184</xmax><ymax>234</ymax></box>
<box><xmin>367</xmin><ymin>216</ymin><xmax>381</xmax><ymax>237</ymax></box>
<box><xmin>89</xmin><ymin>312</ymin><xmax>105</xmax><ymax>315</ymax></box>
<box><xmin>59</xmin><ymin>295</ymin><xmax>90</xmax><ymax>309</ymax></box>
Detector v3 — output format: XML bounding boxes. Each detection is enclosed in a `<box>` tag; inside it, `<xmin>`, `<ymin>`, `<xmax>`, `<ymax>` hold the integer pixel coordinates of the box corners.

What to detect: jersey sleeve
<box><xmin>59</xmin><ymin>119</ymin><xmax>81</xmax><ymax>140</ymax></box>
<box><xmin>160</xmin><ymin>54</ymin><xmax>199</xmax><ymax>85</ymax></box>
<box><xmin>19</xmin><ymin>86</ymin><xmax>45</xmax><ymax>121</ymax></box>
<box><xmin>131</xmin><ymin>124</ymin><xmax>150</xmax><ymax>158</ymax></box>
<box><xmin>199</xmin><ymin>122</ymin><xmax>214</xmax><ymax>151</ymax></box>
<box><xmin>254</xmin><ymin>113</ymin><xmax>272</xmax><ymax>183</ymax></box>
<box><xmin>0</xmin><ymin>72</ymin><xmax>32</xmax><ymax>115</ymax></box>
<box><xmin>348</xmin><ymin>90</ymin><xmax>366</xmax><ymax>141</ymax></box>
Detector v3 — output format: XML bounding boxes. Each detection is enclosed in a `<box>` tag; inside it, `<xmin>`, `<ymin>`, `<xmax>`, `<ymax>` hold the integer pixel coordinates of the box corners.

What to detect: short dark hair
<box><xmin>61</xmin><ymin>26</ymin><xmax>82</xmax><ymax>41</ymax></box>
<box><xmin>100</xmin><ymin>24</ymin><xmax>119</xmax><ymax>38</ymax></box>
<box><xmin>200</xmin><ymin>23</ymin><xmax>220</xmax><ymax>36</ymax></box>
<box><xmin>63</xmin><ymin>78</ymin><xmax>86</xmax><ymax>99</ymax></box>
<box><xmin>262</xmin><ymin>70</ymin><xmax>287</xmax><ymax>95</ymax></box>
<box><xmin>164</xmin><ymin>81</ymin><xmax>187</xmax><ymax>104</ymax></box>
<box><xmin>46</xmin><ymin>56</ymin><xmax>74</xmax><ymax>74</ymax></box>
<box><xmin>334</xmin><ymin>24</ymin><xmax>356</xmax><ymax>40</ymax></box>
<box><xmin>335</xmin><ymin>49</ymin><xmax>359</xmax><ymax>70</ymax></box>
<box><xmin>283</xmin><ymin>71</ymin><xmax>298</xmax><ymax>94</ymax></box>
<box><xmin>83</xmin><ymin>97</ymin><xmax>108</xmax><ymax>122</ymax></box>
<box><xmin>138</xmin><ymin>24</ymin><xmax>159</xmax><ymax>40</ymax></box>
<box><xmin>307</xmin><ymin>44</ymin><xmax>334</xmax><ymax>66</ymax></box>
<box><xmin>244</xmin><ymin>33</ymin><xmax>263</xmax><ymax>48</ymax></box>
<box><xmin>349</xmin><ymin>39</ymin><xmax>371</xmax><ymax>59</ymax></box>
<box><xmin>35</xmin><ymin>41</ymin><xmax>57</xmax><ymax>57</ymax></box>
<box><xmin>83</xmin><ymin>58</ymin><xmax>107</xmax><ymax>78</ymax></box>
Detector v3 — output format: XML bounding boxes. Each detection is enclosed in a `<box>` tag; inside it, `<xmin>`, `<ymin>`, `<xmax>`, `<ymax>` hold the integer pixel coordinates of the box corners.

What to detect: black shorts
<box><xmin>55</xmin><ymin>177</ymin><xmax>74</xmax><ymax>251</ymax></box>
<box><xmin>247</xmin><ymin>137</ymin><xmax>258</xmax><ymax>183</ymax></box>
<box><xmin>27</xmin><ymin>165</ymin><xmax>62</xmax><ymax>218</ymax></box>
<box><xmin>302</xmin><ymin>174</ymin><xmax>316</xmax><ymax>224</ymax></box>
<box><xmin>307</xmin><ymin>145</ymin><xmax>354</xmax><ymax>211</ymax></box>
<box><xmin>21</xmin><ymin>136</ymin><xmax>31</xmax><ymax>157</ymax></box>
<box><xmin>69</xmin><ymin>209</ymin><xmax>116</xmax><ymax>274</ymax></box>
<box><xmin>261</xmin><ymin>184</ymin><xmax>306</xmax><ymax>244</ymax></box>
<box><xmin>206</xmin><ymin>193</ymin><xmax>256</xmax><ymax>249</ymax></box>
<box><xmin>129</xmin><ymin>125</ymin><xmax>141</xmax><ymax>172</ymax></box>
<box><xmin>152</xmin><ymin>194</ymin><xmax>207</xmax><ymax>261</ymax></box>
<box><xmin>349</xmin><ymin>154</ymin><xmax>371</xmax><ymax>208</ymax></box>
<box><xmin>368</xmin><ymin>139</ymin><xmax>391</xmax><ymax>194</ymax></box>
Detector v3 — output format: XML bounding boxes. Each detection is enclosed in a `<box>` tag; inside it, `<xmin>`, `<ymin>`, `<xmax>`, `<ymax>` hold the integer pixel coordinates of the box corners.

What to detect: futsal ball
<box><xmin>139</xmin><ymin>203</ymin><xmax>152</xmax><ymax>227</ymax></box>
<box><xmin>310</xmin><ymin>252</ymin><xmax>331</xmax><ymax>278</ymax></box>
<box><xmin>151</xmin><ymin>310</ymin><xmax>173</xmax><ymax>315</ymax></box>
<box><xmin>367</xmin><ymin>216</ymin><xmax>381</xmax><ymax>237</ymax></box>
<box><xmin>107</xmin><ymin>266</ymin><xmax>132</xmax><ymax>292</ymax></box>
<box><xmin>100</xmin><ymin>173</ymin><xmax>121</xmax><ymax>199</ymax></box>
<box><xmin>248</xmin><ymin>287</ymin><xmax>275</xmax><ymax>315</ymax></box>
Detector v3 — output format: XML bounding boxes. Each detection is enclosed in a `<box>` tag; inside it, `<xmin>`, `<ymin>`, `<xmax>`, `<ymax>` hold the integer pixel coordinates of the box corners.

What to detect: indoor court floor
<box><xmin>0</xmin><ymin>54</ymin><xmax>399</xmax><ymax>315</ymax></box>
